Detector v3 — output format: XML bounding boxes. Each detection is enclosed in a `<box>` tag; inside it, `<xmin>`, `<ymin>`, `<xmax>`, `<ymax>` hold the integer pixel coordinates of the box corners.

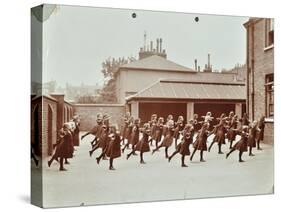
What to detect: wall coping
<box><xmin>74</xmin><ymin>103</ymin><xmax>125</xmax><ymax>107</ymax></box>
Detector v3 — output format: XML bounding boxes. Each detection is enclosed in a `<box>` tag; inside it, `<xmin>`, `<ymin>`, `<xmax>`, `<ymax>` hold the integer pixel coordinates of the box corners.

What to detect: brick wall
<box><xmin>31</xmin><ymin>95</ymin><xmax>74</xmax><ymax>158</ymax></box>
<box><xmin>245</xmin><ymin>18</ymin><xmax>274</xmax><ymax>144</ymax></box>
<box><xmin>74</xmin><ymin>104</ymin><xmax>125</xmax><ymax>131</ymax></box>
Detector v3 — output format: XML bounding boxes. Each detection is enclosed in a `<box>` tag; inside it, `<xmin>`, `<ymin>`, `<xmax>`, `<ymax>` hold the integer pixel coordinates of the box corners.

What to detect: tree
<box><xmin>96</xmin><ymin>56</ymin><xmax>135</xmax><ymax>103</ymax></box>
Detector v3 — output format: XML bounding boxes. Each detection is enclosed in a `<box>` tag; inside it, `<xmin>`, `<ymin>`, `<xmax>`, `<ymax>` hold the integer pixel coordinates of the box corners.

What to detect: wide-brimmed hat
<box><xmin>167</xmin><ymin>119</ymin><xmax>174</xmax><ymax>128</ymax></box>
<box><xmin>63</xmin><ymin>123</ymin><xmax>71</xmax><ymax>130</ymax></box>
<box><xmin>73</xmin><ymin>115</ymin><xmax>79</xmax><ymax>120</ymax></box>
<box><xmin>134</xmin><ymin>118</ymin><xmax>140</xmax><ymax>124</ymax></box>
<box><xmin>97</xmin><ymin>113</ymin><xmax>103</xmax><ymax>119</ymax></box>
<box><xmin>158</xmin><ymin>117</ymin><xmax>164</xmax><ymax>123</ymax></box>
<box><xmin>103</xmin><ymin>114</ymin><xmax>111</xmax><ymax>120</ymax></box>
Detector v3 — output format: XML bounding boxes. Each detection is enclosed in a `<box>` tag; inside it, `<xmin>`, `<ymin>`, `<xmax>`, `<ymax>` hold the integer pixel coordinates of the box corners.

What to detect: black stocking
<box><xmin>165</xmin><ymin>147</ymin><xmax>169</xmax><ymax>158</ymax></box>
<box><xmin>59</xmin><ymin>157</ymin><xmax>64</xmax><ymax>170</ymax></box>
<box><xmin>200</xmin><ymin>150</ymin><xmax>205</xmax><ymax>162</ymax></box>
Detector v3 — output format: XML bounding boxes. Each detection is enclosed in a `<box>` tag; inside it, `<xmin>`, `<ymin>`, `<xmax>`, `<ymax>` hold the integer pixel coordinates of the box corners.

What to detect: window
<box><xmin>265</xmin><ymin>73</ymin><xmax>274</xmax><ymax>117</ymax></box>
<box><xmin>265</xmin><ymin>18</ymin><xmax>274</xmax><ymax>48</ymax></box>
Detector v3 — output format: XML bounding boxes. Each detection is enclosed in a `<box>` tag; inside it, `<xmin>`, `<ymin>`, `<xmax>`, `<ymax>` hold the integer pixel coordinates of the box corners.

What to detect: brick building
<box><xmin>31</xmin><ymin>94</ymin><xmax>74</xmax><ymax>158</ymax></box>
<box><xmin>244</xmin><ymin>18</ymin><xmax>274</xmax><ymax>144</ymax></box>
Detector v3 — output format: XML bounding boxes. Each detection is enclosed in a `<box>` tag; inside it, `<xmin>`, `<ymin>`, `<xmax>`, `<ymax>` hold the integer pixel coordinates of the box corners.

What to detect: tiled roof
<box><xmin>119</xmin><ymin>55</ymin><xmax>195</xmax><ymax>72</ymax></box>
<box><xmin>127</xmin><ymin>79</ymin><xmax>246</xmax><ymax>101</ymax></box>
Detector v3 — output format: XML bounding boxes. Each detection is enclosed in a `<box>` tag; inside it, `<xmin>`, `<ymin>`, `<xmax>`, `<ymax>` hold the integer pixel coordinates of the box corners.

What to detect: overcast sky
<box><xmin>40</xmin><ymin>5</ymin><xmax>249</xmax><ymax>86</ymax></box>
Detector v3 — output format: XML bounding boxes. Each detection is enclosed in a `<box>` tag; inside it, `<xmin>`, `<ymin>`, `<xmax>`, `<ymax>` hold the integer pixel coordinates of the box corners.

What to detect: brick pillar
<box><xmin>51</xmin><ymin>94</ymin><xmax>65</xmax><ymax>130</ymax></box>
<box><xmin>131</xmin><ymin>101</ymin><xmax>139</xmax><ymax>118</ymax></box>
<box><xmin>235</xmin><ymin>103</ymin><xmax>242</xmax><ymax>118</ymax></box>
<box><xmin>186</xmin><ymin>102</ymin><xmax>194</xmax><ymax>122</ymax></box>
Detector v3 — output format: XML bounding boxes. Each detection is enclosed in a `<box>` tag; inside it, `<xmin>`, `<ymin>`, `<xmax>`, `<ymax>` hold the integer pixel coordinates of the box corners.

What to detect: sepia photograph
<box><xmin>31</xmin><ymin>4</ymin><xmax>274</xmax><ymax>208</ymax></box>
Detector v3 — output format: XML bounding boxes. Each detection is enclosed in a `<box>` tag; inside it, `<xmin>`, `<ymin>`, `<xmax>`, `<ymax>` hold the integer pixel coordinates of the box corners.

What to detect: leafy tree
<box><xmin>96</xmin><ymin>56</ymin><xmax>135</xmax><ymax>103</ymax></box>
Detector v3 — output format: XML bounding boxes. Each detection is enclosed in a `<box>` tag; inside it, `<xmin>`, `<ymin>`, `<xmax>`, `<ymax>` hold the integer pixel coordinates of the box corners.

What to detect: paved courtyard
<box><xmin>34</xmin><ymin>132</ymin><xmax>274</xmax><ymax>208</ymax></box>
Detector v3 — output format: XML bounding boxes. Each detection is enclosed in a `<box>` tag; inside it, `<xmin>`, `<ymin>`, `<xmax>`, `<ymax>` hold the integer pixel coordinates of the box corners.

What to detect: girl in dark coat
<box><xmin>193</xmin><ymin>114</ymin><xmax>201</xmax><ymax>133</ymax></box>
<box><xmin>240</xmin><ymin>113</ymin><xmax>250</xmax><ymax>126</ymax></box>
<box><xmin>208</xmin><ymin>115</ymin><xmax>228</xmax><ymax>154</ymax></box>
<box><xmin>81</xmin><ymin>113</ymin><xmax>103</xmax><ymax>147</ymax></box>
<box><xmin>247</xmin><ymin>121</ymin><xmax>260</xmax><ymax>156</ymax></box>
<box><xmin>122</xmin><ymin>118</ymin><xmax>140</xmax><ymax>153</ymax></box>
<box><xmin>89</xmin><ymin>114</ymin><xmax>110</xmax><ymax>158</ymax></box>
<box><xmin>226</xmin><ymin>126</ymin><xmax>249</xmax><ymax>162</ymax></box>
<box><xmin>148</xmin><ymin>114</ymin><xmax>158</xmax><ymax>146</ymax></box>
<box><xmin>256</xmin><ymin>116</ymin><xmax>265</xmax><ymax>150</ymax></box>
<box><xmin>48</xmin><ymin>123</ymin><xmax>73</xmax><ymax>171</ymax></box>
<box><xmin>174</xmin><ymin>116</ymin><xmax>185</xmax><ymax>149</ymax></box>
<box><xmin>168</xmin><ymin>124</ymin><xmax>194</xmax><ymax>167</ymax></box>
<box><xmin>153</xmin><ymin>117</ymin><xmax>165</xmax><ymax>148</ymax></box>
<box><xmin>127</xmin><ymin>123</ymin><xmax>151</xmax><ymax>164</ymax></box>
<box><xmin>72</xmin><ymin>115</ymin><xmax>80</xmax><ymax>146</ymax></box>
<box><xmin>190</xmin><ymin>122</ymin><xmax>210</xmax><ymax>162</ymax></box>
<box><xmin>226</xmin><ymin>115</ymin><xmax>239</xmax><ymax>149</ymax></box>
<box><xmin>152</xmin><ymin>120</ymin><xmax>175</xmax><ymax>158</ymax></box>
<box><xmin>121</xmin><ymin>112</ymin><xmax>133</xmax><ymax>145</ymax></box>
<box><xmin>96</xmin><ymin>128</ymin><xmax>122</xmax><ymax>170</ymax></box>
<box><xmin>162</xmin><ymin>114</ymin><xmax>173</xmax><ymax>138</ymax></box>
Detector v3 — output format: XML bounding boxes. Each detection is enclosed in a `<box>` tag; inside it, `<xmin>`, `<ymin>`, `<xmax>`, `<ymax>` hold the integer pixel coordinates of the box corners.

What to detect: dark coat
<box><xmin>129</xmin><ymin>126</ymin><xmax>140</xmax><ymax>145</ymax></box>
<box><xmin>213</xmin><ymin>124</ymin><xmax>227</xmax><ymax>144</ymax></box>
<box><xmin>176</xmin><ymin>131</ymin><xmax>192</xmax><ymax>155</ymax></box>
<box><xmin>97</xmin><ymin>126</ymin><xmax>110</xmax><ymax>149</ymax></box>
<box><xmin>90</xmin><ymin>123</ymin><xmax>103</xmax><ymax>137</ymax></box>
<box><xmin>193</xmin><ymin>129</ymin><xmax>208</xmax><ymax>151</ymax></box>
<box><xmin>124</xmin><ymin>125</ymin><xmax>133</xmax><ymax>140</ymax></box>
<box><xmin>226</xmin><ymin>121</ymin><xmax>238</xmax><ymax>141</ymax></box>
<box><xmin>248</xmin><ymin>127</ymin><xmax>258</xmax><ymax>148</ymax></box>
<box><xmin>152</xmin><ymin>124</ymin><xmax>163</xmax><ymax>142</ymax></box>
<box><xmin>257</xmin><ymin>121</ymin><xmax>265</xmax><ymax>141</ymax></box>
<box><xmin>233</xmin><ymin>131</ymin><xmax>248</xmax><ymax>152</ymax></box>
<box><xmin>55</xmin><ymin>130</ymin><xmax>73</xmax><ymax>158</ymax></box>
<box><xmin>73</xmin><ymin>122</ymin><xmax>80</xmax><ymax>146</ymax></box>
<box><xmin>135</xmin><ymin>132</ymin><xmax>150</xmax><ymax>152</ymax></box>
<box><xmin>174</xmin><ymin>122</ymin><xmax>184</xmax><ymax>139</ymax></box>
<box><xmin>106</xmin><ymin>134</ymin><xmax>121</xmax><ymax>159</ymax></box>
<box><xmin>161</xmin><ymin>128</ymin><xmax>174</xmax><ymax>147</ymax></box>
<box><xmin>150</xmin><ymin>120</ymin><xmax>157</xmax><ymax>139</ymax></box>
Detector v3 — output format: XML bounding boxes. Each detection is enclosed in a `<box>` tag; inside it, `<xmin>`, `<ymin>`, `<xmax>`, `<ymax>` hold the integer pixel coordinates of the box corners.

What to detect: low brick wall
<box><xmin>74</xmin><ymin>104</ymin><xmax>126</xmax><ymax>131</ymax></box>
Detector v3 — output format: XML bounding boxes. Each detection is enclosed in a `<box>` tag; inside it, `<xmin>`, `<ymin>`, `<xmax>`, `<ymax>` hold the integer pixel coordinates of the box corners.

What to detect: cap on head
<box><xmin>63</xmin><ymin>123</ymin><xmax>70</xmax><ymax>130</ymax></box>
<box><xmin>158</xmin><ymin>117</ymin><xmax>164</xmax><ymax>123</ymax></box>
<box><xmin>178</xmin><ymin>116</ymin><xmax>184</xmax><ymax>121</ymax></box>
<box><xmin>167</xmin><ymin>119</ymin><xmax>174</xmax><ymax>128</ymax></box>
<box><xmin>103</xmin><ymin>114</ymin><xmax>110</xmax><ymax>120</ymax></box>
<box><xmin>134</xmin><ymin>118</ymin><xmax>140</xmax><ymax>124</ymax></box>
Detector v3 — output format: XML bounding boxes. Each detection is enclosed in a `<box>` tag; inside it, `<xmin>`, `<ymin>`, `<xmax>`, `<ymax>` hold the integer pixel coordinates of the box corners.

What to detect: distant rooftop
<box><xmin>119</xmin><ymin>55</ymin><xmax>195</xmax><ymax>73</ymax></box>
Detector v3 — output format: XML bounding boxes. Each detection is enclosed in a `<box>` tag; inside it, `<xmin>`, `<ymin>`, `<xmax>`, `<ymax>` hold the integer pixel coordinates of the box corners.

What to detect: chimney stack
<box><xmin>208</xmin><ymin>53</ymin><xmax>210</xmax><ymax>68</ymax></box>
<box><xmin>156</xmin><ymin>39</ymin><xmax>159</xmax><ymax>53</ymax></box>
<box><xmin>159</xmin><ymin>38</ymin><xmax>162</xmax><ymax>52</ymax></box>
<box><xmin>198</xmin><ymin>66</ymin><xmax>201</xmax><ymax>72</ymax></box>
<box><xmin>194</xmin><ymin>59</ymin><xmax>198</xmax><ymax>71</ymax></box>
<box><xmin>150</xmin><ymin>41</ymin><xmax>153</xmax><ymax>51</ymax></box>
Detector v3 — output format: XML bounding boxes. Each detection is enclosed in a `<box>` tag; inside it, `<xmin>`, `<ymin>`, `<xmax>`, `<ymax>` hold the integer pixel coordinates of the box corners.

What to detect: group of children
<box><xmin>81</xmin><ymin>111</ymin><xmax>266</xmax><ymax>170</ymax></box>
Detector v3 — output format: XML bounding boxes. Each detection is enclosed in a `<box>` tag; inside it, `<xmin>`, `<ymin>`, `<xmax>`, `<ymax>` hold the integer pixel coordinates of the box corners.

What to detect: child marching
<box><xmin>226</xmin><ymin>126</ymin><xmax>249</xmax><ymax>162</ymax></box>
<box><xmin>168</xmin><ymin>124</ymin><xmax>194</xmax><ymax>167</ymax></box>
<box><xmin>127</xmin><ymin>123</ymin><xmax>151</xmax><ymax>164</ymax></box>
